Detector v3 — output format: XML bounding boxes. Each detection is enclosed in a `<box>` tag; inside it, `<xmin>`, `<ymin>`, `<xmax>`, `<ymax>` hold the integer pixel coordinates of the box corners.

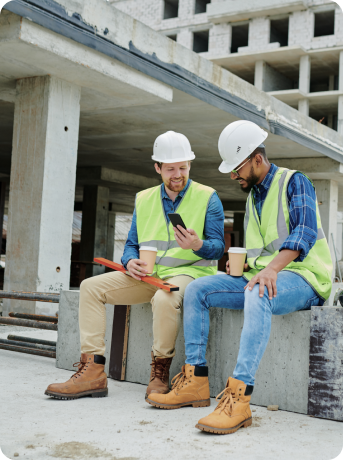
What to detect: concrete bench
<box><xmin>56</xmin><ymin>290</ymin><xmax>343</xmax><ymax>421</ymax></box>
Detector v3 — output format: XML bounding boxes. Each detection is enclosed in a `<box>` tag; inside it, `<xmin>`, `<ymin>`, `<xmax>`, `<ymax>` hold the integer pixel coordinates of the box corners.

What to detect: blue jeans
<box><xmin>183</xmin><ymin>271</ymin><xmax>321</xmax><ymax>386</ymax></box>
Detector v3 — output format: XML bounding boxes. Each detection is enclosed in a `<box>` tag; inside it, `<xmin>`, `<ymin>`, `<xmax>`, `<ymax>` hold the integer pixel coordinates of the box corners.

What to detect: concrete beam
<box><xmin>275</xmin><ymin>158</ymin><xmax>343</xmax><ymax>181</ymax></box>
<box><xmin>77</xmin><ymin>167</ymin><xmax>160</xmax><ymax>190</ymax></box>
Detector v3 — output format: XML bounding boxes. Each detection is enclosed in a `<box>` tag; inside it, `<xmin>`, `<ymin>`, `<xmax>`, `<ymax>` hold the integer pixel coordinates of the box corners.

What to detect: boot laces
<box><xmin>71</xmin><ymin>361</ymin><xmax>87</xmax><ymax>379</ymax></box>
<box><xmin>171</xmin><ymin>369</ymin><xmax>187</xmax><ymax>391</ymax></box>
<box><xmin>215</xmin><ymin>387</ymin><xmax>235</xmax><ymax>416</ymax></box>
<box><xmin>150</xmin><ymin>359</ymin><xmax>171</xmax><ymax>381</ymax></box>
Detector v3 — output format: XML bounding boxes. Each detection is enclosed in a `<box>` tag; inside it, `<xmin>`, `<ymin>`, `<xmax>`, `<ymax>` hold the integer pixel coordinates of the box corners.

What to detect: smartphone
<box><xmin>168</xmin><ymin>213</ymin><xmax>187</xmax><ymax>230</ymax></box>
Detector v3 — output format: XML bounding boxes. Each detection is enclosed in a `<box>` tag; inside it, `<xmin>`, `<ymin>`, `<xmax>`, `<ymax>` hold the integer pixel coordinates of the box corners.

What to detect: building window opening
<box><xmin>163</xmin><ymin>0</ymin><xmax>179</xmax><ymax>20</ymax></box>
<box><xmin>195</xmin><ymin>0</ymin><xmax>210</xmax><ymax>14</ymax></box>
<box><xmin>193</xmin><ymin>30</ymin><xmax>209</xmax><ymax>53</ymax></box>
<box><xmin>231</xmin><ymin>24</ymin><xmax>249</xmax><ymax>53</ymax></box>
<box><xmin>270</xmin><ymin>17</ymin><xmax>289</xmax><ymax>47</ymax></box>
<box><xmin>167</xmin><ymin>34</ymin><xmax>177</xmax><ymax>41</ymax></box>
<box><xmin>314</xmin><ymin>10</ymin><xmax>335</xmax><ymax>37</ymax></box>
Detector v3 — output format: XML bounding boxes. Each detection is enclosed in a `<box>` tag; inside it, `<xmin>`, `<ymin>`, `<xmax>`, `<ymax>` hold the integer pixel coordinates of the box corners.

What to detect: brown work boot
<box><xmin>146</xmin><ymin>364</ymin><xmax>210</xmax><ymax>409</ymax></box>
<box><xmin>196</xmin><ymin>377</ymin><xmax>252</xmax><ymax>434</ymax></box>
<box><xmin>45</xmin><ymin>353</ymin><xmax>108</xmax><ymax>400</ymax></box>
<box><xmin>145</xmin><ymin>352</ymin><xmax>172</xmax><ymax>399</ymax></box>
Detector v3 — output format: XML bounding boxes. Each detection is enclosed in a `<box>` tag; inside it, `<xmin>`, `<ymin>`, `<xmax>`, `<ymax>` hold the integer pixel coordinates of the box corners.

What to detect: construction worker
<box><xmin>45</xmin><ymin>131</ymin><xmax>225</xmax><ymax>400</ymax></box>
<box><xmin>146</xmin><ymin>120</ymin><xmax>333</xmax><ymax>434</ymax></box>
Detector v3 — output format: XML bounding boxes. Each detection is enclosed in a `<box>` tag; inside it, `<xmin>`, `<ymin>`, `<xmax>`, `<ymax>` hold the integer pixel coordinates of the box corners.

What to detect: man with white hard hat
<box><xmin>45</xmin><ymin>131</ymin><xmax>225</xmax><ymax>401</ymax></box>
<box><xmin>146</xmin><ymin>120</ymin><xmax>332</xmax><ymax>434</ymax></box>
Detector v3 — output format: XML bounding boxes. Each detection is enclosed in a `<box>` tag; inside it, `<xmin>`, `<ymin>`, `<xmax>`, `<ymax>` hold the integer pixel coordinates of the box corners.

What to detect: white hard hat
<box><xmin>218</xmin><ymin>120</ymin><xmax>268</xmax><ymax>173</ymax></box>
<box><xmin>152</xmin><ymin>131</ymin><xmax>196</xmax><ymax>163</ymax></box>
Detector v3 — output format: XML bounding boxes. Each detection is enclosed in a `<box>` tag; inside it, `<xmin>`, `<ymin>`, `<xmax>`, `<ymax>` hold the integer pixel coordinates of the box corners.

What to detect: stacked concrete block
<box><xmin>247</xmin><ymin>17</ymin><xmax>270</xmax><ymax>51</ymax></box>
<box><xmin>209</xmin><ymin>23</ymin><xmax>231</xmax><ymax>55</ymax></box>
<box><xmin>113</xmin><ymin>0</ymin><xmax>164</xmax><ymax>27</ymax></box>
<box><xmin>177</xmin><ymin>29</ymin><xmax>194</xmax><ymax>49</ymax></box>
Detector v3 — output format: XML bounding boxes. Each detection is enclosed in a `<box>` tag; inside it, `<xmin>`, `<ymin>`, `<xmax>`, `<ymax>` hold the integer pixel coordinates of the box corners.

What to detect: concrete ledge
<box><xmin>125</xmin><ymin>303</ymin><xmax>312</xmax><ymax>414</ymax></box>
<box><xmin>55</xmin><ymin>291</ymin><xmax>343</xmax><ymax>419</ymax></box>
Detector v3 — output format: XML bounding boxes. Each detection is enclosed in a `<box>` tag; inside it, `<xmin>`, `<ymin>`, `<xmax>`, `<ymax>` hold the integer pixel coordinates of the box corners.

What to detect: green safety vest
<box><xmin>136</xmin><ymin>181</ymin><xmax>218</xmax><ymax>279</ymax></box>
<box><xmin>244</xmin><ymin>167</ymin><xmax>332</xmax><ymax>300</ymax></box>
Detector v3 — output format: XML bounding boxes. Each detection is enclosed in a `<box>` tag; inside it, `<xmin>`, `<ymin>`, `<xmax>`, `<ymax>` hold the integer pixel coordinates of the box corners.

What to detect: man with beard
<box><xmin>146</xmin><ymin>120</ymin><xmax>332</xmax><ymax>435</ymax></box>
<box><xmin>45</xmin><ymin>131</ymin><xmax>225</xmax><ymax>400</ymax></box>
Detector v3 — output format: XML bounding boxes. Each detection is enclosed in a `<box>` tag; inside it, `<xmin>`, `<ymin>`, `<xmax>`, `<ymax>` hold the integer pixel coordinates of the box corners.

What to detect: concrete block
<box><xmin>308</xmin><ymin>306</ymin><xmax>343</xmax><ymax>421</ymax></box>
<box><xmin>56</xmin><ymin>290</ymin><xmax>114</xmax><ymax>375</ymax></box>
<box><xmin>125</xmin><ymin>303</ymin><xmax>313</xmax><ymax>414</ymax></box>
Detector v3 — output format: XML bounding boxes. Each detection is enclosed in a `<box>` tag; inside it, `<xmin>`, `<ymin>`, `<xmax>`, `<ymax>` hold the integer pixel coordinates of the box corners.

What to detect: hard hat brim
<box><xmin>219</xmin><ymin>160</ymin><xmax>240</xmax><ymax>174</ymax></box>
<box><xmin>151</xmin><ymin>152</ymin><xmax>195</xmax><ymax>163</ymax></box>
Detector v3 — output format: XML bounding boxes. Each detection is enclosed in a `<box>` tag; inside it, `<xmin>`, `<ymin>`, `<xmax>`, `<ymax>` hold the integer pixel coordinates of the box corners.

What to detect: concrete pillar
<box><xmin>233</xmin><ymin>213</ymin><xmax>245</xmax><ymax>248</ymax></box>
<box><xmin>338</xmin><ymin>51</ymin><xmax>342</xmax><ymax>131</ymax></box>
<box><xmin>338</xmin><ymin>95</ymin><xmax>343</xmax><ymax>134</ymax></box>
<box><xmin>298</xmin><ymin>98</ymin><xmax>309</xmax><ymax>116</ymax></box>
<box><xmin>299</xmin><ymin>55</ymin><xmax>310</xmax><ymax>94</ymax></box>
<box><xmin>254</xmin><ymin>61</ymin><xmax>265</xmax><ymax>91</ymax></box>
<box><xmin>3</xmin><ymin>76</ymin><xmax>81</xmax><ymax>316</ymax></box>
<box><xmin>0</xmin><ymin>182</ymin><xmax>5</xmax><ymax>259</ymax></box>
<box><xmin>80</xmin><ymin>185</ymin><xmax>110</xmax><ymax>278</ymax></box>
<box><xmin>313</xmin><ymin>180</ymin><xmax>339</xmax><ymax>279</ymax></box>
<box><xmin>255</xmin><ymin>60</ymin><xmax>292</xmax><ymax>92</ymax></box>
<box><xmin>298</xmin><ymin>55</ymin><xmax>310</xmax><ymax>116</ymax></box>
<box><xmin>328</xmin><ymin>114</ymin><xmax>334</xmax><ymax>129</ymax></box>
<box><xmin>329</xmin><ymin>75</ymin><xmax>335</xmax><ymax>91</ymax></box>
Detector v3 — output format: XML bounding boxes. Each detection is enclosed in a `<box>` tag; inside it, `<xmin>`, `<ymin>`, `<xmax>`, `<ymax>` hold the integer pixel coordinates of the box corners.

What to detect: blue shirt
<box><xmin>252</xmin><ymin>163</ymin><xmax>318</xmax><ymax>262</ymax></box>
<box><xmin>121</xmin><ymin>179</ymin><xmax>225</xmax><ymax>268</ymax></box>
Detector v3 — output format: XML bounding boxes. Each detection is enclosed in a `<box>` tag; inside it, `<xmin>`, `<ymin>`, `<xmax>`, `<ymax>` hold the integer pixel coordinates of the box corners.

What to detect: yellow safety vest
<box><xmin>244</xmin><ymin>168</ymin><xmax>332</xmax><ymax>300</ymax></box>
<box><xmin>136</xmin><ymin>181</ymin><xmax>218</xmax><ymax>279</ymax></box>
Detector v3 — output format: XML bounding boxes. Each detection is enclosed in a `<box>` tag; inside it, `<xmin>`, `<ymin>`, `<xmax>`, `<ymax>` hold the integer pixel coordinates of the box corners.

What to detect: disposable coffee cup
<box><xmin>227</xmin><ymin>247</ymin><xmax>247</xmax><ymax>277</ymax></box>
<box><xmin>139</xmin><ymin>246</ymin><xmax>158</xmax><ymax>274</ymax></box>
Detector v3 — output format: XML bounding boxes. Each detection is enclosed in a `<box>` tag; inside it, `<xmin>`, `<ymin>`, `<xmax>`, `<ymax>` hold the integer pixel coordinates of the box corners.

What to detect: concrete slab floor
<box><xmin>0</xmin><ymin>326</ymin><xmax>342</xmax><ymax>460</ymax></box>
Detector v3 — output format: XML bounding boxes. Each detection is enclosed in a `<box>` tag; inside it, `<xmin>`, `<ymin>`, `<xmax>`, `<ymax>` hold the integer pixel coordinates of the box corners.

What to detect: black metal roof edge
<box><xmin>270</xmin><ymin>121</ymin><xmax>343</xmax><ymax>163</ymax></box>
<box><xmin>4</xmin><ymin>0</ymin><xmax>343</xmax><ymax>162</ymax></box>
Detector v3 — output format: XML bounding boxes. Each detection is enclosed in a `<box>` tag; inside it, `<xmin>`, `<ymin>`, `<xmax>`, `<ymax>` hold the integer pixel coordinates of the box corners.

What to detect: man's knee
<box><xmin>152</xmin><ymin>289</ymin><xmax>182</xmax><ymax>311</ymax></box>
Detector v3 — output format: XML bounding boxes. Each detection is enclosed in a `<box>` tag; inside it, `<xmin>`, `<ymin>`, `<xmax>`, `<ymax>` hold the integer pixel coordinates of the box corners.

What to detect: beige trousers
<box><xmin>79</xmin><ymin>271</ymin><xmax>194</xmax><ymax>358</ymax></box>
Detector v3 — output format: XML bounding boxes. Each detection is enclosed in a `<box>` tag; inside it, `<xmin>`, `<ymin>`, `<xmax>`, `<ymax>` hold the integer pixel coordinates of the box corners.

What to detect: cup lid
<box><xmin>140</xmin><ymin>246</ymin><xmax>158</xmax><ymax>252</ymax></box>
<box><xmin>228</xmin><ymin>247</ymin><xmax>247</xmax><ymax>254</ymax></box>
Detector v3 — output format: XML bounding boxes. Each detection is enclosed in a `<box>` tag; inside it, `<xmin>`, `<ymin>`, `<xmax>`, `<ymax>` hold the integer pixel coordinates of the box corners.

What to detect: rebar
<box><xmin>0</xmin><ymin>343</ymin><xmax>56</xmax><ymax>358</ymax></box>
<box><xmin>0</xmin><ymin>290</ymin><xmax>60</xmax><ymax>303</ymax></box>
<box><xmin>0</xmin><ymin>338</ymin><xmax>56</xmax><ymax>352</ymax></box>
<box><xmin>0</xmin><ymin>317</ymin><xmax>58</xmax><ymax>331</ymax></box>
<box><xmin>7</xmin><ymin>335</ymin><xmax>57</xmax><ymax>347</ymax></box>
<box><xmin>9</xmin><ymin>312</ymin><xmax>58</xmax><ymax>323</ymax></box>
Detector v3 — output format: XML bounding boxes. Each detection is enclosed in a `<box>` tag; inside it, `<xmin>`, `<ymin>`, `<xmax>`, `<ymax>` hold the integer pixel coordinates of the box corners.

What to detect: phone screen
<box><xmin>168</xmin><ymin>213</ymin><xmax>187</xmax><ymax>230</ymax></box>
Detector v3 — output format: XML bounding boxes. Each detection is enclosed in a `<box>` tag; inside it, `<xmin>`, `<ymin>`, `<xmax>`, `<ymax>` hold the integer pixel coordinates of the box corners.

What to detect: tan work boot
<box><xmin>146</xmin><ymin>364</ymin><xmax>210</xmax><ymax>409</ymax></box>
<box><xmin>45</xmin><ymin>353</ymin><xmax>108</xmax><ymax>400</ymax></box>
<box><xmin>196</xmin><ymin>377</ymin><xmax>252</xmax><ymax>434</ymax></box>
<box><xmin>145</xmin><ymin>352</ymin><xmax>172</xmax><ymax>399</ymax></box>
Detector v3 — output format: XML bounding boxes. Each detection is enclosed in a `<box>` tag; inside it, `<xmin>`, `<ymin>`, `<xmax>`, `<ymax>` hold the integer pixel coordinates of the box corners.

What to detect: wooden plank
<box><xmin>94</xmin><ymin>257</ymin><xmax>179</xmax><ymax>292</ymax></box>
<box><xmin>108</xmin><ymin>305</ymin><xmax>131</xmax><ymax>381</ymax></box>
<box><xmin>308</xmin><ymin>306</ymin><xmax>343</xmax><ymax>421</ymax></box>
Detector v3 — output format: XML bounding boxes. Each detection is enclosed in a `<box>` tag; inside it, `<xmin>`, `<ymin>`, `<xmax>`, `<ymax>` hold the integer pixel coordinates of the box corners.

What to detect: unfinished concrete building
<box><xmin>0</xmin><ymin>0</ymin><xmax>342</xmax><ymax>319</ymax></box>
<box><xmin>113</xmin><ymin>0</ymin><xmax>343</xmax><ymax>132</ymax></box>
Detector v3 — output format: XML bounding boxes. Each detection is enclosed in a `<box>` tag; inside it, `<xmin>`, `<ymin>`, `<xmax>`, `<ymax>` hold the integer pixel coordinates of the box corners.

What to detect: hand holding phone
<box><xmin>168</xmin><ymin>213</ymin><xmax>203</xmax><ymax>251</ymax></box>
<box><xmin>168</xmin><ymin>213</ymin><xmax>187</xmax><ymax>230</ymax></box>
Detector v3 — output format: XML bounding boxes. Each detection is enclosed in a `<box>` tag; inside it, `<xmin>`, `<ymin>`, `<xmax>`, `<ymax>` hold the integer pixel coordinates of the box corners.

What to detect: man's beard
<box><xmin>237</xmin><ymin>166</ymin><xmax>260</xmax><ymax>194</ymax></box>
<box><xmin>164</xmin><ymin>176</ymin><xmax>188</xmax><ymax>192</ymax></box>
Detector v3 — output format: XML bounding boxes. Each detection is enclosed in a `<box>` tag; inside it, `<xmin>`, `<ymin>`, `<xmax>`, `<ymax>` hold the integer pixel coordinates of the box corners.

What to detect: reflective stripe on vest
<box><xmin>244</xmin><ymin>168</ymin><xmax>332</xmax><ymax>300</ymax></box>
<box><xmin>136</xmin><ymin>180</ymin><xmax>218</xmax><ymax>280</ymax></box>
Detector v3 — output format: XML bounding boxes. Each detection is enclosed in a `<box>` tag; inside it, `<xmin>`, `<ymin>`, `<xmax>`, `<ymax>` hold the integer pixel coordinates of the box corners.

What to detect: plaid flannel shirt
<box><xmin>252</xmin><ymin>163</ymin><xmax>318</xmax><ymax>262</ymax></box>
